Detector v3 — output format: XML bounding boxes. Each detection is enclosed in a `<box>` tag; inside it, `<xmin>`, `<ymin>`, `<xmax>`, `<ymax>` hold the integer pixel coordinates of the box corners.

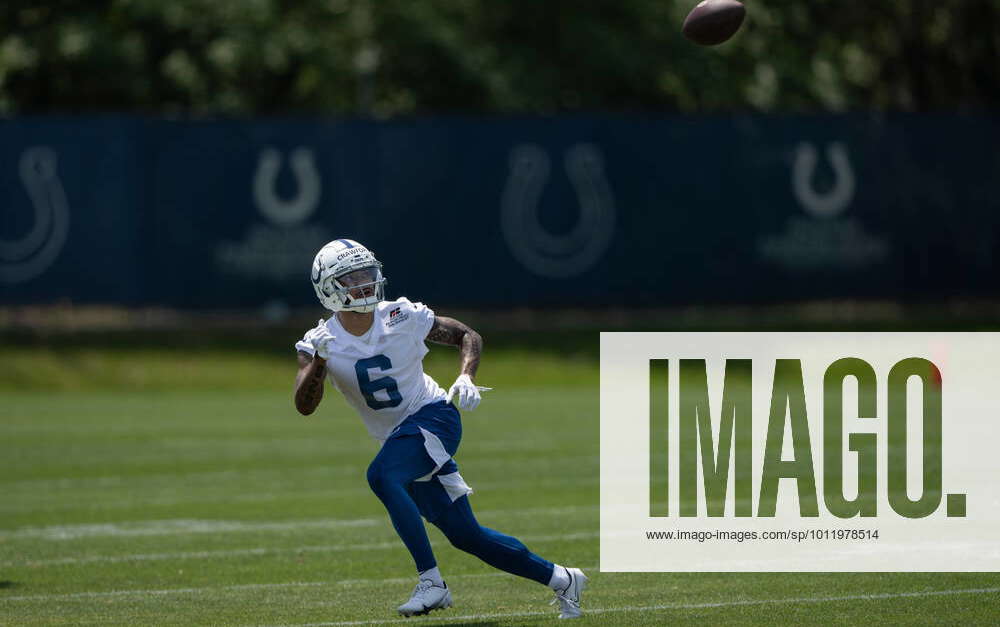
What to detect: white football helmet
<box><xmin>310</xmin><ymin>239</ymin><xmax>386</xmax><ymax>312</ymax></box>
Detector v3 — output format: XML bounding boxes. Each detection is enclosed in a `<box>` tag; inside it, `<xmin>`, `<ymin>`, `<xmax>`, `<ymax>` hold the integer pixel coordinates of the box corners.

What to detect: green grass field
<box><xmin>2</xmin><ymin>343</ymin><xmax>999</xmax><ymax>625</ymax></box>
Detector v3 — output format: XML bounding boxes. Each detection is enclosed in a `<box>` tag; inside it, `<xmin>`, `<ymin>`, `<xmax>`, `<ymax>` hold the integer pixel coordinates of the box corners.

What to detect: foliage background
<box><xmin>2</xmin><ymin>0</ymin><xmax>998</xmax><ymax>117</ymax></box>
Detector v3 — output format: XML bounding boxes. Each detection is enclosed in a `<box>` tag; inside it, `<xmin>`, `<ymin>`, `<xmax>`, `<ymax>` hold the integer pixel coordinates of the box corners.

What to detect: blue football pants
<box><xmin>366</xmin><ymin>433</ymin><xmax>554</xmax><ymax>585</ymax></box>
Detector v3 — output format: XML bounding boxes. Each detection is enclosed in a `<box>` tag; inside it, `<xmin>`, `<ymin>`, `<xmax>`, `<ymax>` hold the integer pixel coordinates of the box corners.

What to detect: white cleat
<box><xmin>397</xmin><ymin>579</ymin><xmax>452</xmax><ymax>617</ymax></box>
<box><xmin>551</xmin><ymin>567</ymin><xmax>587</xmax><ymax>619</ymax></box>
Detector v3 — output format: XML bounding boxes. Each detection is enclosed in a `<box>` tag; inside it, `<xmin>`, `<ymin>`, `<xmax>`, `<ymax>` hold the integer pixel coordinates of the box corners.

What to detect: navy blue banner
<box><xmin>2</xmin><ymin>115</ymin><xmax>998</xmax><ymax>307</ymax></box>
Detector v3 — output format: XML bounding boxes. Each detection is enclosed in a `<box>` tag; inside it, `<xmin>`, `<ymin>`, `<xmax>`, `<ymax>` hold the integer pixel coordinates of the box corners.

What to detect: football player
<box><xmin>293</xmin><ymin>238</ymin><xmax>587</xmax><ymax>618</ymax></box>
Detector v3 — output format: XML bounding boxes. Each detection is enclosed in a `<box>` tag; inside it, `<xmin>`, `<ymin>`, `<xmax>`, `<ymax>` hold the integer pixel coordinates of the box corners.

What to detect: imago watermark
<box><xmin>600</xmin><ymin>333</ymin><xmax>999</xmax><ymax>572</ymax></box>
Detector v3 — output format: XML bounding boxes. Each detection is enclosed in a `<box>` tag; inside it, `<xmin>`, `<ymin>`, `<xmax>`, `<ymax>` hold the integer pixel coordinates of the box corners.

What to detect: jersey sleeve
<box><xmin>410</xmin><ymin>300</ymin><xmax>436</xmax><ymax>339</ymax></box>
<box><xmin>390</xmin><ymin>297</ymin><xmax>435</xmax><ymax>340</ymax></box>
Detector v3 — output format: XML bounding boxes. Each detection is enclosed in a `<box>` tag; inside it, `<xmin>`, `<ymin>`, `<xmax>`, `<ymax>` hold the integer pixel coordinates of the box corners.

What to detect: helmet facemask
<box><xmin>328</xmin><ymin>265</ymin><xmax>385</xmax><ymax>313</ymax></box>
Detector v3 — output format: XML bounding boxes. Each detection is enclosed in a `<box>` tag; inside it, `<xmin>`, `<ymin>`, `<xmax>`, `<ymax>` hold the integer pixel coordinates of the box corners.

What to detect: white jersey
<box><xmin>295</xmin><ymin>297</ymin><xmax>448</xmax><ymax>442</ymax></box>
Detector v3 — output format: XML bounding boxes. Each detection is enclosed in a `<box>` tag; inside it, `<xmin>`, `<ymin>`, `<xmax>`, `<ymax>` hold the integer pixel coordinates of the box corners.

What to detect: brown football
<box><xmin>682</xmin><ymin>0</ymin><xmax>746</xmax><ymax>46</ymax></box>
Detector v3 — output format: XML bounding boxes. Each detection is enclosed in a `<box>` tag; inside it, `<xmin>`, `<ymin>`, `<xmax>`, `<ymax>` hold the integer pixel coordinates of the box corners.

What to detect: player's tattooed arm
<box><xmin>294</xmin><ymin>350</ymin><xmax>326</xmax><ymax>415</ymax></box>
<box><xmin>426</xmin><ymin>316</ymin><xmax>482</xmax><ymax>379</ymax></box>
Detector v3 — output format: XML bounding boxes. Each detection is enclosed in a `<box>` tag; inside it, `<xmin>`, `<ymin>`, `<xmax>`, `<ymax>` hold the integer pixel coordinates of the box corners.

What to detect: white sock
<box><xmin>419</xmin><ymin>566</ymin><xmax>444</xmax><ymax>586</ymax></box>
<box><xmin>548</xmin><ymin>564</ymin><xmax>570</xmax><ymax>591</ymax></box>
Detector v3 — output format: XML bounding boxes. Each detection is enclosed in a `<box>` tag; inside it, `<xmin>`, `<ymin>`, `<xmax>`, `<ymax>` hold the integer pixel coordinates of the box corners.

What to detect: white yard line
<box><xmin>10</xmin><ymin>541</ymin><xmax>399</xmax><ymax>567</ymax></box>
<box><xmin>0</xmin><ymin>581</ymin><xmax>328</xmax><ymax>602</ymax></box>
<box><xmin>4</xmin><ymin>518</ymin><xmax>380</xmax><ymax>541</ymax></box>
<box><xmin>282</xmin><ymin>587</ymin><xmax>1000</xmax><ymax>627</ymax></box>
<box><xmin>2</xmin><ymin>532</ymin><xmax>598</xmax><ymax>568</ymax></box>
<box><xmin>0</xmin><ymin>504</ymin><xmax>594</xmax><ymax>542</ymax></box>
<box><xmin>4</xmin><ymin>572</ymin><xmax>997</xmax><ymax>626</ymax></box>
<box><xmin>0</xmin><ymin>563</ymin><xmax>600</xmax><ymax>602</ymax></box>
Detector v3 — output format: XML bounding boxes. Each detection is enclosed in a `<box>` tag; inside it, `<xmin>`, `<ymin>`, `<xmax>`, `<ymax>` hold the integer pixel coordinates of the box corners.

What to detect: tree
<box><xmin>1</xmin><ymin>0</ymin><xmax>997</xmax><ymax>115</ymax></box>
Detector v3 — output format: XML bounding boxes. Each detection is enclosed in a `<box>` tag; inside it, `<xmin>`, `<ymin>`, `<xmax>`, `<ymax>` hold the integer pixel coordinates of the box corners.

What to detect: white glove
<box><xmin>305</xmin><ymin>320</ymin><xmax>336</xmax><ymax>360</ymax></box>
<box><xmin>446</xmin><ymin>374</ymin><xmax>481</xmax><ymax>410</ymax></box>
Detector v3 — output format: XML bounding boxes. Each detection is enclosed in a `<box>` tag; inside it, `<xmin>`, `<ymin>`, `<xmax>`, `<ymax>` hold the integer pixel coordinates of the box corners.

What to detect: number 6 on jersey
<box><xmin>355</xmin><ymin>355</ymin><xmax>403</xmax><ymax>410</ymax></box>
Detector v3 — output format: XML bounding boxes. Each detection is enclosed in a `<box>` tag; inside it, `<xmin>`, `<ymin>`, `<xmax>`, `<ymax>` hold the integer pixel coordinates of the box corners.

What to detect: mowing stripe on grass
<box><xmin>0</xmin><ymin>564</ymin><xmax>601</xmax><ymax>601</ymax></box>
<box><xmin>0</xmin><ymin>475</ymin><xmax>600</xmax><ymax>515</ymax></box>
<box><xmin>0</xmin><ymin>465</ymin><xmax>360</xmax><ymax>492</ymax></box>
<box><xmin>0</xmin><ymin>455</ymin><xmax>599</xmax><ymax>491</ymax></box>
<box><xmin>2</xmin><ymin>532</ymin><xmax>598</xmax><ymax>568</ymax></box>
<box><xmin>281</xmin><ymin>587</ymin><xmax>1000</xmax><ymax>626</ymax></box>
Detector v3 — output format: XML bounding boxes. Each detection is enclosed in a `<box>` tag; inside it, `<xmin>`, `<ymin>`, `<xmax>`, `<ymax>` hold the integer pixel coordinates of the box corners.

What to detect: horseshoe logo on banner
<box><xmin>253</xmin><ymin>147</ymin><xmax>321</xmax><ymax>226</ymax></box>
<box><xmin>793</xmin><ymin>142</ymin><xmax>856</xmax><ymax>219</ymax></box>
<box><xmin>0</xmin><ymin>147</ymin><xmax>71</xmax><ymax>284</ymax></box>
<box><xmin>501</xmin><ymin>143</ymin><xmax>616</xmax><ymax>279</ymax></box>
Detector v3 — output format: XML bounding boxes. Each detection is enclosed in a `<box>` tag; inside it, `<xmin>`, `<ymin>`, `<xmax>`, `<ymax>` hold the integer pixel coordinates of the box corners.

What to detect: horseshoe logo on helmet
<box><xmin>501</xmin><ymin>143</ymin><xmax>616</xmax><ymax>279</ymax></box>
<box><xmin>0</xmin><ymin>147</ymin><xmax>71</xmax><ymax>284</ymax></box>
<box><xmin>792</xmin><ymin>142</ymin><xmax>856</xmax><ymax>219</ymax></box>
<box><xmin>253</xmin><ymin>147</ymin><xmax>321</xmax><ymax>226</ymax></box>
